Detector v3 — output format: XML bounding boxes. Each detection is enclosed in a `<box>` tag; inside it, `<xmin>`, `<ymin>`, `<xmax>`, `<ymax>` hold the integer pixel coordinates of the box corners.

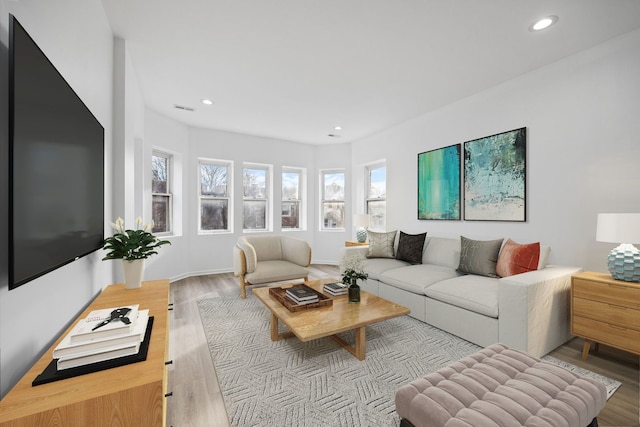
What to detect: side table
<box><xmin>345</xmin><ymin>241</ymin><xmax>368</xmax><ymax>247</ymax></box>
<box><xmin>571</xmin><ymin>271</ymin><xmax>640</xmax><ymax>360</ymax></box>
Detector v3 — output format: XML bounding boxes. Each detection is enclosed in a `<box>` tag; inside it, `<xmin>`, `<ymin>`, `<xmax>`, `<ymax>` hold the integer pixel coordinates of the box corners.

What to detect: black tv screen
<box><xmin>8</xmin><ymin>15</ymin><xmax>104</xmax><ymax>290</ymax></box>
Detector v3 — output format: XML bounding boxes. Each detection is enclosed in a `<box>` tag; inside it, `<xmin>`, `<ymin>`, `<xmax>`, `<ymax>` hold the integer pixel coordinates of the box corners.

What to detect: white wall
<box><xmin>351</xmin><ymin>28</ymin><xmax>640</xmax><ymax>272</ymax></box>
<box><xmin>0</xmin><ymin>0</ymin><xmax>114</xmax><ymax>396</ymax></box>
<box><xmin>139</xmin><ymin>116</ymin><xmax>355</xmax><ymax>280</ymax></box>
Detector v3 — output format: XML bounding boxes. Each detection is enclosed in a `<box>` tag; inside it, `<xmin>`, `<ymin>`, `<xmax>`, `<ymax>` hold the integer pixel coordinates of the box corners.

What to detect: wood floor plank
<box><xmin>166</xmin><ymin>265</ymin><xmax>640</xmax><ymax>427</ymax></box>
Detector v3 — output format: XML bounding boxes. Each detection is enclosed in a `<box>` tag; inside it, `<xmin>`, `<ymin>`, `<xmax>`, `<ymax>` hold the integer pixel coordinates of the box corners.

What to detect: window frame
<box><xmin>151</xmin><ymin>150</ymin><xmax>173</xmax><ymax>236</ymax></box>
<box><xmin>198</xmin><ymin>158</ymin><xmax>233</xmax><ymax>234</ymax></box>
<box><xmin>320</xmin><ymin>169</ymin><xmax>346</xmax><ymax>231</ymax></box>
<box><xmin>281</xmin><ymin>166</ymin><xmax>306</xmax><ymax>231</ymax></box>
<box><xmin>365</xmin><ymin>161</ymin><xmax>387</xmax><ymax>231</ymax></box>
<box><xmin>242</xmin><ymin>162</ymin><xmax>272</xmax><ymax>232</ymax></box>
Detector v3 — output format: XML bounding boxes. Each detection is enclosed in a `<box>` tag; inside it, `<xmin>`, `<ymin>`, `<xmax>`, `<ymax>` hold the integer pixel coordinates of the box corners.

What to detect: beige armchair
<box><xmin>233</xmin><ymin>235</ymin><xmax>312</xmax><ymax>298</ymax></box>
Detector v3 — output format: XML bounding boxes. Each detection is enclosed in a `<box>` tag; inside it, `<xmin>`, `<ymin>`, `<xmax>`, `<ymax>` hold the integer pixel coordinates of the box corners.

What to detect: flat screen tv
<box><xmin>8</xmin><ymin>15</ymin><xmax>105</xmax><ymax>290</ymax></box>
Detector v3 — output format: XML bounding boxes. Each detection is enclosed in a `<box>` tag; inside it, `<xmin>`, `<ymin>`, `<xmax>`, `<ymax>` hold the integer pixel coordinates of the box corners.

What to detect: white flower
<box><xmin>339</xmin><ymin>253</ymin><xmax>367</xmax><ymax>274</ymax></box>
<box><xmin>111</xmin><ymin>217</ymin><xmax>125</xmax><ymax>233</ymax></box>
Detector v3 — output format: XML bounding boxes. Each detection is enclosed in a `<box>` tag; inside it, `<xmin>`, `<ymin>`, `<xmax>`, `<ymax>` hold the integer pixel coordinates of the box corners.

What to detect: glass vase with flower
<box><xmin>339</xmin><ymin>253</ymin><xmax>368</xmax><ymax>303</ymax></box>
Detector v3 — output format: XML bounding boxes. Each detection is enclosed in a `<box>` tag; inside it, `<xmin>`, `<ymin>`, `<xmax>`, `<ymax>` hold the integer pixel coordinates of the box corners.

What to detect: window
<box><xmin>152</xmin><ymin>151</ymin><xmax>172</xmax><ymax>234</ymax></box>
<box><xmin>366</xmin><ymin>163</ymin><xmax>386</xmax><ymax>230</ymax></box>
<box><xmin>199</xmin><ymin>159</ymin><xmax>232</xmax><ymax>232</ymax></box>
<box><xmin>243</xmin><ymin>164</ymin><xmax>271</xmax><ymax>231</ymax></box>
<box><xmin>282</xmin><ymin>167</ymin><xmax>305</xmax><ymax>230</ymax></box>
<box><xmin>320</xmin><ymin>170</ymin><xmax>345</xmax><ymax>230</ymax></box>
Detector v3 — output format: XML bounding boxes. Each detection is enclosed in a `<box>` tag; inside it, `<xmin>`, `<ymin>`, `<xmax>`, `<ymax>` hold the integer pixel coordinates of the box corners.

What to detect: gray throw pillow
<box><xmin>396</xmin><ymin>231</ymin><xmax>427</xmax><ymax>264</ymax></box>
<box><xmin>457</xmin><ymin>236</ymin><xmax>504</xmax><ymax>277</ymax></box>
<box><xmin>367</xmin><ymin>230</ymin><xmax>397</xmax><ymax>258</ymax></box>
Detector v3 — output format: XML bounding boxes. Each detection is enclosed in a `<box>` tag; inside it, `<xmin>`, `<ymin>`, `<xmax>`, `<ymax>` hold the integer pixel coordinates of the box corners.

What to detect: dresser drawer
<box><xmin>573</xmin><ymin>278</ymin><xmax>640</xmax><ymax>310</ymax></box>
<box><xmin>573</xmin><ymin>297</ymin><xmax>640</xmax><ymax>331</ymax></box>
<box><xmin>573</xmin><ymin>315</ymin><xmax>640</xmax><ymax>355</ymax></box>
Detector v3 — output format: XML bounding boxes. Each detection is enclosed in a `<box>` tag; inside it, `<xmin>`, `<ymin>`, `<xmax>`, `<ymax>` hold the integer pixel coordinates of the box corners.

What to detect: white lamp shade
<box><xmin>596</xmin><ymin>213</ymin><xmax>640</xmax><ymax>244</ymax></box>
<box><xmin>353</xmin><ymin>214</ymin><xmax>370</xmax><ymax>228</ymax></box>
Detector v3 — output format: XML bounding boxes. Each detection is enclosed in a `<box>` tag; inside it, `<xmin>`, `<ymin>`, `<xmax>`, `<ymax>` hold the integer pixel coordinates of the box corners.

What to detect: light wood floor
<box><xmin>166</xmin><ymin>265</ymin><xmax>640</xmax><ymax>427</ymax></box>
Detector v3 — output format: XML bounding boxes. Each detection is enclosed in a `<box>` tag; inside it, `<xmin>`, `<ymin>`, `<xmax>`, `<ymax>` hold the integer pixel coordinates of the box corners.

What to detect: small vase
<box><xmin>123</xmin><ymin>259</ymin><xmax>145</xmax><ymax>290</ymax></box>
<box><xmin>348</xmin><ymin>278</ymin><xmax>360</xmax><ymax>303</ymax></box>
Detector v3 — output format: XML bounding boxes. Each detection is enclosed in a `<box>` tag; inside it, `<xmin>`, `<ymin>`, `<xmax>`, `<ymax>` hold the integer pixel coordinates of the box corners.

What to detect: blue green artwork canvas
<box><xmin>464</xmin><ymin>127</ymin><xmax>526</xmax><ymax>221</ymax></box>
<box><xmin>417</xmin><ymin>144</ymin><xmax>461</xmax><ymax>220</ymax></box>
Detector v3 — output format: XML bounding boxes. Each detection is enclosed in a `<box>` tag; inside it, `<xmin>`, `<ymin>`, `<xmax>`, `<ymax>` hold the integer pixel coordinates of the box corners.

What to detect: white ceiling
<box><xmin>101</xmin><ymin>0</ymin><xmax>640</xmax><ymax>145</ymax></box>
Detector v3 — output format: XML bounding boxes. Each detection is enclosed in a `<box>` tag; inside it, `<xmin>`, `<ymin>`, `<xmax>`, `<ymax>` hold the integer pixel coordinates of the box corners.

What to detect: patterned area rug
<box><xmin>197</xmin><ymin>294</ymin><xmax>621</xmax><ymax>427</ymax></box>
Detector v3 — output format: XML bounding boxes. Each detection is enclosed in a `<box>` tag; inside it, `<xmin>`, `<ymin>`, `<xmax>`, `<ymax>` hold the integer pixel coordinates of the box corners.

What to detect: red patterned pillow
<box><xmin>496</xmin><ymin>239</ymin><xmax>541</xmax><ymax>277</ymax></box>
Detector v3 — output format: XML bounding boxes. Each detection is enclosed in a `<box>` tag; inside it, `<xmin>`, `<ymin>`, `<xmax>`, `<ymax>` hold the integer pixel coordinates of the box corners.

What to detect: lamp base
<box><xmin>356</xmin><ymin>227</ymin><xmax>367</xmax><ymax>243</ymax></box>
<box><xmin>608</xmin><ymin>243</ymin><xmax>640</xmax><ymax>282</ymax></box>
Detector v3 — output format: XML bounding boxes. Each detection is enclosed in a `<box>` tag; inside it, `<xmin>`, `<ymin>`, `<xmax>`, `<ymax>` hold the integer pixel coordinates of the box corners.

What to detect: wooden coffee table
<box><xmin>252</xmin><ymin>278</ymin><xmax>410</xmax><ymax>360</ymax></box>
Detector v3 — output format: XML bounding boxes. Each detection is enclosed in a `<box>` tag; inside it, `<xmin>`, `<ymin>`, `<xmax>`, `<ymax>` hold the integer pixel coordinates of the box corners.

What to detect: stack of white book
<box><xmin>323</xmin><ymin>282</ymin><xmax>348</xmax><ymax>296</ymax></box>
<box><xmin>285</xmin><ymin>285</ymin><xmax>319</xmax><ymax>305</ymax></box>
<box><xmin>53</xmin><ymin>304</ymin><xmax>149</xmax><ymax>370</ymax></box>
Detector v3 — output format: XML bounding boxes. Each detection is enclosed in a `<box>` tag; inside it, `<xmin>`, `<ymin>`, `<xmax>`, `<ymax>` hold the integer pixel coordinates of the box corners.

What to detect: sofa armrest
<box><xmin>281</xmin><ymin>237</ymin><xmax>312</xmax><ymax>267</ymax></box>
<box><xmin>234</xmin><ymin>238</ymin><xmax>257</xmax><ymax>275</ymax></box>
<box><xmin>498</xmin><ymin>265</ymin><xmax>583</xmax><ymax>358</ymax></box>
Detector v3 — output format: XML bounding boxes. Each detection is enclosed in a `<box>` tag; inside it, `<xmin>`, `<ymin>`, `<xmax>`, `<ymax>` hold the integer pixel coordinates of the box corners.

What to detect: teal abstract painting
<box><xmin>418</xmin><ymin>144</ymin><xmax>461</xmax><ymax>220</ymax></box>
<box><xmin>464</xmin><ymin>128</ymin><xmax>526</xmax><ymax>221</ymax></box>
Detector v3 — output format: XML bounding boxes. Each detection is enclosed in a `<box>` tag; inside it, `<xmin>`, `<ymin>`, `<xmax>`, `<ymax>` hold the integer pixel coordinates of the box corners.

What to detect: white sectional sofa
<box><xmin>342</xmin><ymin>234</ymin><xmax>581</xmax><ymax>358</ymax></box>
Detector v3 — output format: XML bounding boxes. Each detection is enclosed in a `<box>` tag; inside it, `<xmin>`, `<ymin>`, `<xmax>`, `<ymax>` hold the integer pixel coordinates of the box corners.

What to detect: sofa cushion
<box><xmin>423</xmin><ymin>275</ymin><xmax>499</xmax><ymax>318</ymax></box>
<box><xmin>457</xmin><ymin>236</ymin><xmax>504</xmax><ymax>278</ymax></box>
<box><xmin>245</xmin><ymin>236</ymin><xmax>283</xmax><ymax>261</ymax></box>
<box><xmin>244</xmin><ymin>260</ymin><xmax>309</xmax><ymax>284</ymax></box>
<box><xmin>379</xmin><ymin>264</ymin><xmax>460</xmax><ymax>295</ymax></box>
<box><xmin>497</xmin><ymin>239</ymin><xmax>541</xmax><ymax>277</ymax></box>
<box><xmin>422</xmin><ymin>237</ymin><xmax>460</xmax><ymax>269</ymax></box>
<box><xmin>396</xmin><ymin>231</ymin><xmax>427</xmax><ymax>264</ymax></box>
<box><xmin>367</xmin><ymin>230</ymin><xmax>397</xmax><ymax>258</ymax></box>
<box><xmin>364</xmin><ymin>258</ymin><xmax>410</xmax><ymax>280</ymax></box>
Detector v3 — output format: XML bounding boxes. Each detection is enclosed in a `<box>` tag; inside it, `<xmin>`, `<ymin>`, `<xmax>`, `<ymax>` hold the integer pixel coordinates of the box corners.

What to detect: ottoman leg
<box><xmin>400</xmin><ymin>419</ymin><xmax>416</xmax><ymax>427</ymax></box>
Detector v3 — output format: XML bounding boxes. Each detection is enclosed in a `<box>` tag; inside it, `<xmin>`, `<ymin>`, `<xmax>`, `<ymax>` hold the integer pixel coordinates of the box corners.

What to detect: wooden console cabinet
<box><xmin>0</xmin><ymin>279</ymin><xmax>171</xmax><ymax>427</ymax></box>
<box><xmin>571</xmin><ymin>271</ymin><xmax>640</xmax><ymax>360</ymax></box>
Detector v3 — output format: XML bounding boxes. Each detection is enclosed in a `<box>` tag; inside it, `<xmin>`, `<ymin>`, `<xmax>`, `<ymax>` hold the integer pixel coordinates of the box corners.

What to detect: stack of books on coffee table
<box><xmin>323</xmin><ymin>282</ymin><xmax>348</xmax><ymax>296</ymax></box>
<box><xmin>285</xmin><ymin>285</ymin><xmax>319</xmax><ymax>305</ymax></box>
<box><xmin>53</xmin><ymin>304</ymin><xmax>149</xmax><ymax>370</ymax></box>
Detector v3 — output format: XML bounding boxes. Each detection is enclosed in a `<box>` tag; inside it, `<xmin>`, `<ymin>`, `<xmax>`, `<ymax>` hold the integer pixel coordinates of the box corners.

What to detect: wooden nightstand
<box><xmin>345</xmin><ymin>241</ymin><xmax>369</xmax><ymax>247</ymax></box>
<box><xmin>571</xmin><ymin>271</ymin><xmax>640</xmax><ymax>360</ymax></box>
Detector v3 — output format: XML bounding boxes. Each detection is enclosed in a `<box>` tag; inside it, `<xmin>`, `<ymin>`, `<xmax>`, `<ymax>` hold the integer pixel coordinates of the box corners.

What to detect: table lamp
<box><xmin>596</xmin><ymin>213</ymin><xmax>640</xmax><ymax>282</ymax></box>
<box><xmin>353</xmin><ymin>214</ymin><xmax>369</xmax><ymax>243</ymax></box>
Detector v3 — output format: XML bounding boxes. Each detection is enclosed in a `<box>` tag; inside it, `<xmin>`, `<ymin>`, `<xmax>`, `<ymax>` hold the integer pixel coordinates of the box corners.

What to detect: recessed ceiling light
<box><xmin>201</xmin><ymin>99</ymin><xmax>214</xmax><ymax>105</ymax></box>
<box><xmin>334</xmin><ymin>126</ymin><xmax>342</xmax><ymax>131</ymax></box>
<box><xmin>529</xmin><ymin>15</ymin><xmax>558</xmax><ymax>32</ymax></box>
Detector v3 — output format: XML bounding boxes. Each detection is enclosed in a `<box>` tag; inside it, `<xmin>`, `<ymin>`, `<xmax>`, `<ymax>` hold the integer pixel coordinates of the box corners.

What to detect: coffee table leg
<box><xmin>354</xmin><ymin>327</ymin><xmax>366</xmax><ymax>360</ymax></box>
<box><xmin>331</xmin><ymin>327</ymin><xmax>366</xmax><ymax>360</ymax></box>
<box><xmin>270</xmin><ymin>312</ymin><xmax>294</xmax><ymax>341</ymax></box>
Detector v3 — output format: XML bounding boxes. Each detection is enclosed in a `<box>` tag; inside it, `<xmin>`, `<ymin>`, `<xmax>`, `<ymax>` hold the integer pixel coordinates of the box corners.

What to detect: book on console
<box><xmin>56</xmin><ymin>341</ymin><xmax>141</xmax><ymax>370</ymax></box>
<box><xmin>54</xmin><ymin>310</ymin><xmax>149</xmax><ymax>359</ymax></box>
<box><xmin>68</xmin><ymin>304</ymin><xmax>139</xmax><ymax>344</ymax></box>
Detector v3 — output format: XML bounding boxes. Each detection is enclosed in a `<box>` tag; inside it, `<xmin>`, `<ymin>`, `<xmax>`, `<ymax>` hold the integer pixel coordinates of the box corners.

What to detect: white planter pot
<box><xmin>123</xmin><ymin>259</ymin><xmax>145</xmax><ymax>290</ymax></box>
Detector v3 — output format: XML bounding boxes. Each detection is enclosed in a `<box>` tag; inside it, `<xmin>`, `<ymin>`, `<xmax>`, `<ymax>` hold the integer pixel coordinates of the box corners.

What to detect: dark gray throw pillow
<box><xmin>396</xmin><ymin>231</ymin><xmax>427</xmax><ymax>264</ymax></box>
<box><xmin>457</xmin><ymin>236</ymin><xmax>504</xmax><ymax>277</ymax></box>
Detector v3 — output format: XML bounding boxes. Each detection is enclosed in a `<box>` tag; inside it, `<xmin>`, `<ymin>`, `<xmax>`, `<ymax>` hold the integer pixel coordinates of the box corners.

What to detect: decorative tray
<box><xmin>269</xmin><ymin>284</ymin><xmax>333</xmax><ymax>312</ymax></box>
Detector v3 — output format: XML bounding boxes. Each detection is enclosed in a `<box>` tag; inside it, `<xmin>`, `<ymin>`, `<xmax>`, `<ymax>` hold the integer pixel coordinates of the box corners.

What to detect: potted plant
<box><xmin>339</xmin><ymin>253</ymin><xmax>368</xmax><ymax>303</ymax></box>
<box><xmin>103</xmin><ymin>217</ymin><xmax>171</xmax><ymax>289</ymax></box>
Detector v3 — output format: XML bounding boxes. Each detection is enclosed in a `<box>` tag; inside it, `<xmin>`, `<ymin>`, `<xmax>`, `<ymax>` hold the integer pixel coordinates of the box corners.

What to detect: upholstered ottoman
<box><xmin>395</xmin><ymin>343</ymin><xmax>607</xmax><ymax>427</ymax></box>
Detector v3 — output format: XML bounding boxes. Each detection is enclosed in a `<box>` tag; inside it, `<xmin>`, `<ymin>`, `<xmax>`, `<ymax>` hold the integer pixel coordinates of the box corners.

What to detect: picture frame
<box><xmin>417</xmin><ymin>144</ymin><xmax>461</xmax><ymax>220</ymax></box>
<box><xmin>463</xmin><ymin>127</ymin><xmax>526</xmax><ymax>221</ymax></box>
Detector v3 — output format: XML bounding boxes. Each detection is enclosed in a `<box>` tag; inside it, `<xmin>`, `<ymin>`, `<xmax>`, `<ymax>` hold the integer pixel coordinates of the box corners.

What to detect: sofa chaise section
<box><xmin>342</xmin><ymin>235</ymin><xmax>581</xmax><ymax>357</ymax></box>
